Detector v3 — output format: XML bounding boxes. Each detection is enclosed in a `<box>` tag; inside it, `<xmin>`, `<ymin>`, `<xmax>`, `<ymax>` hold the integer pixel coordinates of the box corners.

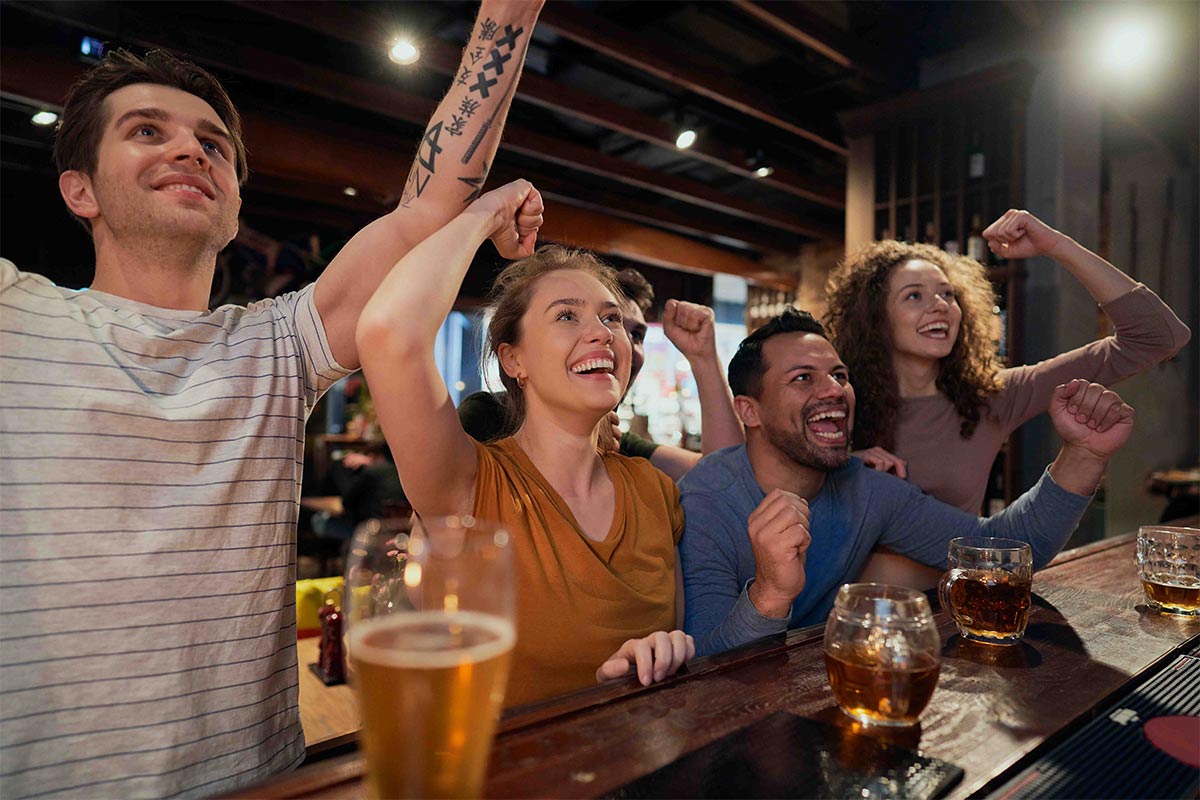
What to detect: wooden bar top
<box><xmin>250</xmin><ymin>526</ymin><xmax>1199</xmax><ymax>799</ymax></box>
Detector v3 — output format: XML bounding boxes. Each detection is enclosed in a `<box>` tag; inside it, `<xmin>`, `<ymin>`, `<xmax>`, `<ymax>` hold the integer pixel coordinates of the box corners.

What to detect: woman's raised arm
<box><xmin>356</xmin><ymin>180</ymin><xmax>542</xmax><ymax>516</ymax></box>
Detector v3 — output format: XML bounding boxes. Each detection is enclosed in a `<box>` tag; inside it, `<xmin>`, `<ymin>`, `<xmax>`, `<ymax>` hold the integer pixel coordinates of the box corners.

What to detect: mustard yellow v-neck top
<box><xmin>472</xmin><ymin>437</ymin><xmax>683</xmax><ymax>707</ymax></box>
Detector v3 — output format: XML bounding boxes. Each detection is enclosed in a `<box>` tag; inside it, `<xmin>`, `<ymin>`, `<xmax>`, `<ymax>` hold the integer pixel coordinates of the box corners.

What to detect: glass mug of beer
<box><xmin>1137</xmin><ymin>525</ymin><xmax>1200</xmax><ymax>616</ymax></box>
<box><xmin>823</xmin><ymin>584</ymin><xmax>941</xmax><ymax>727</ymax></box>
<box><xmin>344</xmin><ymin>515</ymin><xmax>516</xmax><ymax>799</ymax></box>
<box><xmin>939</xmin><ymin>537</ymin><xmax>1033</xmax><ymax>644</ymax></box>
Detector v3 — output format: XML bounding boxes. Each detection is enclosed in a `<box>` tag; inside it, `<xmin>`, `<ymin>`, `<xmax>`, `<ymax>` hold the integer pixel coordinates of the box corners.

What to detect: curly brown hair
<box><xmin>823</xmin><ymin>241</ymin><xmax>1003</xmax><ymax>450</ymax></box>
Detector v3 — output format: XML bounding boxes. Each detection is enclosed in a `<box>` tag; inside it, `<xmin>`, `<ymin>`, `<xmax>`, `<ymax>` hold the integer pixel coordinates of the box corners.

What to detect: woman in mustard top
<box><xmin>357</xmin><ymin>180</ymin><xmax>694</xmax><ymax>706</ymax></box>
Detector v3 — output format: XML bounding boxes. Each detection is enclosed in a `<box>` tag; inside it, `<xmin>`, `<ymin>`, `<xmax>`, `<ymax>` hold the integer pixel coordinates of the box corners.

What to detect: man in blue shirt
<box><xmin>679</xmin><ymin>309</ymin><xmax>1134</xmax><ymax>657</ymax></box>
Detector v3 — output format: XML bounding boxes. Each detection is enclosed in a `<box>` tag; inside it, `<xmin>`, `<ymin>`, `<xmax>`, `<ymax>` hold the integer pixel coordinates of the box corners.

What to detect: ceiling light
<box><xmin>31</xmin><ymin>111</ymin><xmax>58</xmax><ymax>126</ymax></box>
<box><xmin>675</xmin><ymin>129</ymin><xmax>697</xmax><ymax>150</ymax></box>
<box><xmin>343</xmin><ymin>187</ymin><xmax>359</xmax><ymax>197</ymax></box>
<box><xmin>753</xmin><ymin>165</ymin><xmax>774</xmax><ymax>178</ymax></box>
<box><xmin>1095</xmin><ymin>12</ymin><xmax>1163</xmax><ymax>78</ymax></box>
<box><xmin>389</xmin><ymin>38</ymin><xmax>420</xmax><ymax>66</ymax></box>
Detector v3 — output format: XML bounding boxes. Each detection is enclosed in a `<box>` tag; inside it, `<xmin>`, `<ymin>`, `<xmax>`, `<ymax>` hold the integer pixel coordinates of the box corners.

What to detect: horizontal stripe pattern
<box><xmin>0</xmin><ymin>259</ymin><xmax>350</xmax><ymax>799</ymax></box>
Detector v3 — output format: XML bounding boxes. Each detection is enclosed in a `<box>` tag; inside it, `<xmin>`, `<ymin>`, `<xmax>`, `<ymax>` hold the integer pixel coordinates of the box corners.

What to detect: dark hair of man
<box><xmin>53</xmin><ymin>48</ymin><xmax>249</xmax><ymax>231</ymax></box>
<box><xmin>615</xmin><ymin>268</ymin><xmax>654</xmax><ymax>314</ymax></box>
<box><xmin>728</xmin><ymin>307</ymin><xmax>828</xmax><ymax>398</ymax></box>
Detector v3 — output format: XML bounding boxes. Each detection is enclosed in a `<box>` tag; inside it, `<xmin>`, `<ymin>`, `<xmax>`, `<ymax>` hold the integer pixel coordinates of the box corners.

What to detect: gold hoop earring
<box><xmin>516</xmin><ymin>375</ymin><xmax>526</xmax><ymax>389</ymax></box>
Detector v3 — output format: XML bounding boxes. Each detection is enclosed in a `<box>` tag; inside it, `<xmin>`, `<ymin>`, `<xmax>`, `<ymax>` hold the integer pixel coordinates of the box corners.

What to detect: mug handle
<box><xmin>938</xmin><ymin>570</ymin><xmax>961</xmax><ymax>623</ymax></box>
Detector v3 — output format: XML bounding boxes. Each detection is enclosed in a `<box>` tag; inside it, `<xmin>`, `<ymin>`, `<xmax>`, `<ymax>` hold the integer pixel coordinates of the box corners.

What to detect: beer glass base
<box><xmin>1146</xmin><ymin>600</ymin><xmax>1200</xmax><ymax>616</ymax></box>
<box><xmin>838</xmin><ymin>706</ymin><xmax>920</xmax><ymax>728</ymax></box>
<box><xmin>957</xmin><ymin>629</ymin><xmax>1024</xmax><ymax>645</ymax></box>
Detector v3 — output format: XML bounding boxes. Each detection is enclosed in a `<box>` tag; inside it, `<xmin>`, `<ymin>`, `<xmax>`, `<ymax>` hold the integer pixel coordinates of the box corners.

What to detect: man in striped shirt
<box><xmin>0</xmin><ymin>2</ymin><xmax>543</xmax><ymax>797</ymax></box>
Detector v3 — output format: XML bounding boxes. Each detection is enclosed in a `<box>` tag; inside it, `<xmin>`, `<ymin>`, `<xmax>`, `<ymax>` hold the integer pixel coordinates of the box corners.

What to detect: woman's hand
<box><xmin>851</xmin><ymin>446</ymin><xmax>908</xmax><ymax>479</ymax></box>
<box><xmin>470</xmin><ymin>179</ymin><xmax>543</xmax><ymax>259</ymax></box>
<box><xmin>982</xmin><ymin>209</ymin><xmax>1068</xmax><ymax>260</ymax></box>
<box><xmin>596</xmin><ymin>630</ymin><xmax>695</xmax><ymax>687</ymax></box>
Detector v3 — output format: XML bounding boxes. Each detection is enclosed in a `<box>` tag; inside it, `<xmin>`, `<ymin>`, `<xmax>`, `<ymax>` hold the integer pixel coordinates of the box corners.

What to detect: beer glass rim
<box><xmin>832</xmin><ymin>582</ymin><xmax>934</xmax><ymax>623</ymax></box>
<box><xmin>948</xmin><ymin>536</ymin><xmax>1031</xmax><ymax>553</ymax></box>
<box><xmin>1137</xmin><ymin>525</ymin><xmax>1200</xmax><ymax>538</ymax></box>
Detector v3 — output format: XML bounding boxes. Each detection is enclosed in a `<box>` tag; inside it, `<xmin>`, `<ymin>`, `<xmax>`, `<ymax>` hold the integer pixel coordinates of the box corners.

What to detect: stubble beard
<box><xmin>761</xmin><ymin>415</ymin><xmax>850</xmax><ymax>472</ymax></box>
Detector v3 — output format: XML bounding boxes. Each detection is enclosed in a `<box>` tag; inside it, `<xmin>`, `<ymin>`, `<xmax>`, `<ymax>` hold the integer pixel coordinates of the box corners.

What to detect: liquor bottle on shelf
<box><xmin>923</xmin><ymin>222</ymin><xmax>937</xmax><ymax>245</ymax></box>
<box><xmin>968</xmin><ymin>130</ymin><xmax>986</xmax><ymax>181</ymax></box>
<box><xmin>967</xmin><ymin>213</ymin><xmax>987</xmax><ymax>262</ymax></box>
<box><xmin>943</xmin><ymin>239</ymin><xmax>961</xmax><ymax>255</ymax></box>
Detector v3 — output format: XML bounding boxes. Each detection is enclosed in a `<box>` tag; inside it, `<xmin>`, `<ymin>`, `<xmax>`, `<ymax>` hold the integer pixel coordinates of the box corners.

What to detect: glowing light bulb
<box><xmin>675</xmin><ymin>129</ymin><xmax>697</xmax><ymax>149</ymax></box>
<box><xmin>31</xmin><ymin>111</ymin><xmax>58</xmax><ymax>126</ymax></box>
<box><xmin>389</xmin><ymin>38</ymin><xmax>420</xmax><ymax>66</ymax></box>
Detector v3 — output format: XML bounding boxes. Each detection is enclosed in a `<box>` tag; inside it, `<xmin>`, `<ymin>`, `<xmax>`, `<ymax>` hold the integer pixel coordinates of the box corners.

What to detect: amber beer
<box><xmin>1138</xmin><ymin>526</ymin><xmax>1200</xmax><ymax>616</ymax></box>
<box><xmin>349</xmin><ymin>611</ymin><xmax>516</xmax><ymax>800</ymax></box>
<box><xmin>944</xmin><ymin>571</ymin><xmax>1032</xmax><ymax>641</ymax></box>
<box><xmin>1140</xmin><ymin>577</ymin><xmax>1200</xmax><ymax>615</ymax></box>
<box><xmin>824</xmin><ymin>647</ymin><xmax>940</xmax><ymax>727</ymax></box>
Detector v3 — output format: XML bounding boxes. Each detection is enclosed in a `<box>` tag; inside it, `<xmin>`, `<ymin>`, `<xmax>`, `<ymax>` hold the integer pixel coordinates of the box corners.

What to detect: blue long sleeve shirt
<box><xmin>679</xmin><ymin>446</ymin><xmax>1092</xmax><ymax>657</ymax></box>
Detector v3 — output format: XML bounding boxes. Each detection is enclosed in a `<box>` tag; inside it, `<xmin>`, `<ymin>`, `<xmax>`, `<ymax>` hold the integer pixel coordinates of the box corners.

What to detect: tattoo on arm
<box><xmin>461</xmin><ymin>25</ymin><xmax>527</xmax><ymax>165</ymax></box>
<box><xmin>458</xmin><ymin>161</ymin><xmax>490</xmax><ymax>204</ymax></box>
<box><xmin>399</xmin><ymin>120</ymin><xmax>444</xmax><ymax>208</ymax></box>
<box><xmin>400</xmin><ymin>23</ymin><xmax>524</xmax><ymax>208</ymax></box>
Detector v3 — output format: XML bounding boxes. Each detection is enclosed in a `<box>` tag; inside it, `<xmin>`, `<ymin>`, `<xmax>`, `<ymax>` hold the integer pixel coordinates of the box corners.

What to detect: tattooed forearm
<box><xmin>461</xmin><ymin>25</ymin><xmax>527</xmax><ymax>165</ymax></box>
<box><xmin>458</xmin><ymin>161</ymin><xmax>490</xmax><ymax>204</ymax></box>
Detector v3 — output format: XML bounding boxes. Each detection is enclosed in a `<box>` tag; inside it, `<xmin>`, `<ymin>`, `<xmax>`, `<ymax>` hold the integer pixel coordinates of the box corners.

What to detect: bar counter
<box><xmin>234</xmin><ymin>522</ymin><xmax>1200</xmax><ymax>799</ymax></box>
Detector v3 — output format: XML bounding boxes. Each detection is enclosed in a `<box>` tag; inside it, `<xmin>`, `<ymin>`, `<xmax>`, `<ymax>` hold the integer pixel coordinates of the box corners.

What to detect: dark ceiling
<box><xmin>1</xmin><ymin>1</ymin><xmax>1195</xmax><ymax>290</ymax></box>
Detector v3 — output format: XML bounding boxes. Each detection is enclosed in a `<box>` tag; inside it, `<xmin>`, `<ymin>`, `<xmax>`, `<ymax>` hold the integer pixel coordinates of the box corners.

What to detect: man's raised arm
<box><xmin>314</xmin><ymin>0</ymin><xmax>543</xmax><ymax>368</ymax></box>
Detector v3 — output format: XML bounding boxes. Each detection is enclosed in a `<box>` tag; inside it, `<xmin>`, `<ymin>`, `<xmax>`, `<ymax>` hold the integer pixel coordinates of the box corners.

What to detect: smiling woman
<box><xmin>824</xmin><ymin>210</ymin><xmax>1190</xmax><ymax>514</ymax></box>
<box><xmin>355</xmin><ymin>182</ymin><xmax>696</xmax><ymax>707</ymax></box>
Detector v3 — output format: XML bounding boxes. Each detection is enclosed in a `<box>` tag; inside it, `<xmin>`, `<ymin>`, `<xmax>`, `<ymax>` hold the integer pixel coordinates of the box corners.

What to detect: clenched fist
<box><xmin>746</xmin><ymin>488</ymin><xmax>812</xmax><ymax>619</ymax></box>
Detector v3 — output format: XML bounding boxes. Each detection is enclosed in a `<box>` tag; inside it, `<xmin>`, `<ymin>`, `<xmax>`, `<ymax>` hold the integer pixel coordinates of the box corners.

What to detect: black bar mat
<box><xmin>607</xmin><ymin>711</ymin><xmax>963</xmax><ymax>799</ymax></box>
<box><xmin>990</xmin><ymin>654</ymin><xmax>1200</xmax><ymax>799</ymax></box>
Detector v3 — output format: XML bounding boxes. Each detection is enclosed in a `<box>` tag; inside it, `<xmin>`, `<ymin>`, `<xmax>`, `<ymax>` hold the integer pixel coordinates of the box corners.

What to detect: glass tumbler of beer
<box><xmin>824</xmin><ymin>584</ymin><xmax>941</xmax><ymax>727</ymax></box>
<box><xmin>939</xmin><ymin>537</ymin><xmax>1033</xmax><ymax>644</ymax></box>
<box><xmin>1137</xmin><ymin>526</ymin><xmax>1200</xmax><ymax>616</ymax></box>
<box><xmin>344</xmin><ymin>515</ymin><xmax>515</xmax><ymax>799</ymax></box>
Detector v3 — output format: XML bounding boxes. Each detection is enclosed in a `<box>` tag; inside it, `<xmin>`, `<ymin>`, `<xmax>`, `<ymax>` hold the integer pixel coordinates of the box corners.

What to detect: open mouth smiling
<box><xmin>569</xmin><ymin>356</ymin><xmax>615</xmax><ymax>378</ymax></box>
<box><xmin>917</xmin><ymin>320</ymin><xmax>950</xmax><ymax>339</ymax></box>
<box><xmin>805</xmin><ymin>406</ymin><xmax>848</xmax><ymax>444</ymax></box>
<box><xmin>153</xmin><ymin>174</ymin><xmax>216</xmax><ymax>200</ymax></box>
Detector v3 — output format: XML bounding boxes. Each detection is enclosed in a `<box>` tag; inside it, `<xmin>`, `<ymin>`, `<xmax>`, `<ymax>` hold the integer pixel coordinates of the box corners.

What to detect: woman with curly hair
<box><xmin>825</xmin><ymin>209</ymin><xmax>1189</xmax><ymax>515</ymax></box>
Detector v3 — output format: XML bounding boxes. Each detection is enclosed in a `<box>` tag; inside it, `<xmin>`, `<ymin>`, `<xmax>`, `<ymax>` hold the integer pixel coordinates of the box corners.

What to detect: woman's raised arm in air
<box><xmin>356</xmin><ymin>180</ymin><xmax>542</xmax><ymax>517</ymax></box>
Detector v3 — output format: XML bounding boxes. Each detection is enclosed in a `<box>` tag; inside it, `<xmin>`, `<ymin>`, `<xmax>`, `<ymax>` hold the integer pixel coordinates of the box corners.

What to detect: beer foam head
<box><xmin>349</xmin><ymin>611</ymin><xmax>515</xmax><ymax>669</ymax></box>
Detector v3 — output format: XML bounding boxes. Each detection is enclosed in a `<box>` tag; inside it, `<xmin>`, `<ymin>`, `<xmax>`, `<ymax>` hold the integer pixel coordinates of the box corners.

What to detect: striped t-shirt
<box><xmin>0</xmin><ymin>258</ymin><xmax>350</xmax><ymax>799</ymax></box>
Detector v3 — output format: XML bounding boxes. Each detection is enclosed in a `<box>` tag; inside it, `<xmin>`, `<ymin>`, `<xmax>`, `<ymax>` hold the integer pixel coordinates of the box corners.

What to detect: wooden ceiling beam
<box><xmin>236</xmin><ymin>0</ymin><xmax>844</xmax><ymax>210</ymax></box>
<box><xmin>0</xmin><ymin>7</ymin><xmax>835</xmax><ymax>241</ymax></box>
<box><xmin>0</xmin><ymin>49</ymin><xmax>799</xmax><ymax>286</ymax></box>
<box><xmin>729</xmin><ymin>0</ymin><xmax>903</xmax><ymax>88</ymax></box>
<box><xmin>538</xmin><ymin>203</ymin><xmax>795</xmax><ymax>290</ymax></box>
<box><xmin>538</xmin><ymin>2</ymin><xmax>848</xmax><ymax>157</ymax></box>
<box><xmin>482</xmin><ymin>163</ymin><xmax>797</xmax><ymax>256</ymax></box>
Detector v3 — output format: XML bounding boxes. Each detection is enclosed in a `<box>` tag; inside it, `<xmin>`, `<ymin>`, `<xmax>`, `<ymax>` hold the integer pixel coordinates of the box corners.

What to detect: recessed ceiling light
<box><xmin>389</xmin><ymin>38</ymin><xmax>420</xmax><ymax>66</ymax></box>
<box><xmin>754</xmin><ymin>165</ymin><xmax>774</xmax><ymax>178</ymax></box>
<box><xmin>675</xmin><ymin>129</ymin><xmax>697</xmax><ymax>150</ymax></box>
<box><xmin>31</xmin><ymin>111</ymin><xmax>58</xmax><ymax>126</ymax></box>
<box><xmin>343</xmin><ymin>187</ymin><xmax>359</xmax><ymax>197</ymax></box>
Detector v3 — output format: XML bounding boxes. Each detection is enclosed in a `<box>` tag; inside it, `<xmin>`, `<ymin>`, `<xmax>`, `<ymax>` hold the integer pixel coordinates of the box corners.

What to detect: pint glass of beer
<box><xmin>823</xmin><ymin>584</ymin><xmax>941</xmax><ymax>727</ymax></box>
<box><xmin>344</xmin><ymin>515</ymin><xmax>515</xmax><ymax>799</ymax></box>
<box><xmin>938</xmin><ymin>537</ymin><xmax>1032</xmax><ymax>644</ymax></box>
<box><xmin>1137</xmin><ymin>526</ymin><xmax>1200</xmax><ymax>616</ymax></box>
